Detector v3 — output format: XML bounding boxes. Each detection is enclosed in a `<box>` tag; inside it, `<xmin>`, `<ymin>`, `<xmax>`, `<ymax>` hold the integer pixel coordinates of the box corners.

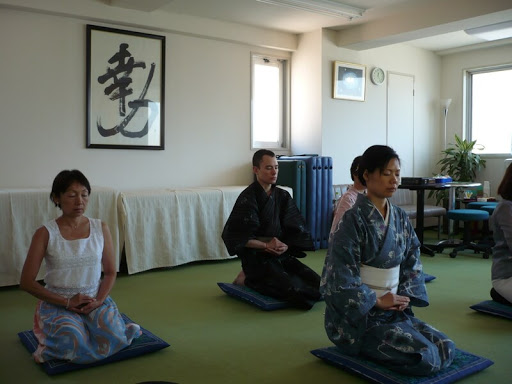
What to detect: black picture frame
<box><xmin>86</xmin><ymin>25</ymin><xmax>165</xmax><ymax>150</ymax></box>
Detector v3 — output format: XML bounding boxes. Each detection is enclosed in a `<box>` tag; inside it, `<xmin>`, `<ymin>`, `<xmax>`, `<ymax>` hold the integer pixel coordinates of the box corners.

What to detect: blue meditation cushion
<box><xmin>470</xmin><ymin>300</ymin><xmax>512</xmax><ymax>319</ymax></box>
<box><xmin>18</xmin><ymin>313</ymin><xmax>170</xmax><ymax>375</ymax></box>
<box><xmin>217</xmin><ymin>282</ymin><xmax>290</xmax><ymax>310</ymax></box>
<box><xmin>424</xmin><ymin>273</ymin><xmax>436</xmax><ymax>283</ymax></box>
<box><xmin>311</xmin><ymin>346</ymin><xmax>493</xmax><ymax>384</ymax></box>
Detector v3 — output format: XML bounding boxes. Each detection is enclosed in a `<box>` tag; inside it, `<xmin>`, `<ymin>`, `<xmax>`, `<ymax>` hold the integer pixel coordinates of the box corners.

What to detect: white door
<box><xmin>387</xmin><ymin>73</ymin><xmax>414</xmax><ymax>177</ymax></box>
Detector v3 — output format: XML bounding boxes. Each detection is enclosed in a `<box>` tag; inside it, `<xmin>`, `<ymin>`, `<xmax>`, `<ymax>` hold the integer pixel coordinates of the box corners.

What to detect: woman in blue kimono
<box><xmin>321</xmin><ymin>145</ymin><xmax>455</xmax><ymax>376</ymax></box>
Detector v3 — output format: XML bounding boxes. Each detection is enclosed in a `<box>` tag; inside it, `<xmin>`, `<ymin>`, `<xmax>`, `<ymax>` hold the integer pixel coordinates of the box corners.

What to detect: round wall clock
<box><xmin>370</xmin><ymin>67</ymin><xmax>385</xmax><ymax>85</ymax></box>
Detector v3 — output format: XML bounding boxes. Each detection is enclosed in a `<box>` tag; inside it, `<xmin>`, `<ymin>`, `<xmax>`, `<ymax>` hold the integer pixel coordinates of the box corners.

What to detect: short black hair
<box><xmin>50</xmin><ymin>169</ymin><xmax>91</xmax><ymax>208</ymax></box>
<box><xmin>350</xmin><ymin>156</ymin><xmax>362</xmax><ymax>181</ymax></box>
<box><xmin>252</xmin><ymin>149</ymin><xmax>276</xmax><ymax>167</ymax></box>
<box><xmin>497</xmin><ymin>163</ymin><xmax>512</xmax><ymax>200</ymax></box>
<box><xmin>357</xmin><ymin>145</ymin><xmax>400</xmax><ymax>187</ymax></box>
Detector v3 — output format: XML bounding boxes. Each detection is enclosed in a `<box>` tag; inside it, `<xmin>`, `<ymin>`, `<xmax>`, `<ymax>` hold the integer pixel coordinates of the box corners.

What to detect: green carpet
<box><xmin>0</xmin><ymin>229</ymin><xmax>508</xmax><ymax>383</ymax></box>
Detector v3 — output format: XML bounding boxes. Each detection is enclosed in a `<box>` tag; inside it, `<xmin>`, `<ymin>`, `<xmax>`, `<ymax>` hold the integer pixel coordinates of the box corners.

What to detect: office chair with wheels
<box><xmin>442</xmin><ymin>209</ymin><xmax>491</xmax><ymax>259</ymax></box>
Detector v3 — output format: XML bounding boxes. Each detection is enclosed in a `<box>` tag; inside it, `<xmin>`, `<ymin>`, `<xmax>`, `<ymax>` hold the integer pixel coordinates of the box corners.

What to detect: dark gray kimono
<box><xmin>222</xmin><ymin>182</ymin><xmax>320</xmax><ymax>309</ymax></box>
<box><xmin>321</xmin><ymin>194</ymin><xmax>455</xmax><ymax>376</ymax></box>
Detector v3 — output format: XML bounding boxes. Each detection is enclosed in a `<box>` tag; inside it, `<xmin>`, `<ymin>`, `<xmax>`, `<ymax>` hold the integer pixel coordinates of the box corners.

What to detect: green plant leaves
<box><xmin>428</xmin><ymin>134</ymin><xmax>486</xmax><ymax>205</ymax></box>
<box><xmin>438</xmin><ymin>134</ymin><xmax>486</xmax><ymax>182</ymax></box>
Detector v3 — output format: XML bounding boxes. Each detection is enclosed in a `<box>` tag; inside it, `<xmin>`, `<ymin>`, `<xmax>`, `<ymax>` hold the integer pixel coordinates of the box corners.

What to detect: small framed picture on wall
<box><xmin>333</xmin><ymin>61</ymin><xmax>366</xmax><ymax>101</ymax></box>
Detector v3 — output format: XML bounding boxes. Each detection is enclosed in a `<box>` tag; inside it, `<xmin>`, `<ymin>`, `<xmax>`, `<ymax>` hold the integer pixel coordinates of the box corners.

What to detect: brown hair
<box><xmin>497</xmin><ymin>163</ymin><xmax>512</xmax><ymax>200</ymax></box>
<box><xmin>350</xmin><ymin>156</ymin><xmax>362</xmax><ymax>181</ymax></box>
<box><xmin>50</xmin><ymin>169</ymin><xmax>91</xmax><ymax>208</ymax></box>
<box><xmin>357</xmin><ymin>145</ymin><xmax>400</xmax><ymax>187</ymax></box>
<box><xmin>252</xmin><ymin>149</ymin><xmax>276</xmax><ymax>167</ymax></box>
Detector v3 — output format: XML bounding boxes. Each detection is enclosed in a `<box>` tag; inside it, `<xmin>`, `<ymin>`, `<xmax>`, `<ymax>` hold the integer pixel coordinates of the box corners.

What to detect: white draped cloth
<box><xmin>0</xmin><ymin>185</ymin><xmax>292</xmax><ymax>284</ymax></box>
<box><xmin>0</xmin><ymin>187</ymin><xmax>119</xmax><ymax>287</ymax></box>
<box><xmin>118</xmin><ymin>186</ymin><xmax>293</xmax><ymax>274</ymax></box>
<box><xmin>118</xmin><ymin>187</ymin><xmax>246</xmax><ymax>274</ymax></box>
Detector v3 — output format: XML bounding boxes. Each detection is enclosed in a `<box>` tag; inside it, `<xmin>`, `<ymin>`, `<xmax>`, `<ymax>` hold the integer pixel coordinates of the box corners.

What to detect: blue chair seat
<box><xmin>446</xmin><ymin>209</ymin><xmax>489</xmax><ymax>221</ymax></box>
<box><xmin>479</xmin><ymin>205</ymin><xmax>495</xmax><ymax>215</ymax></box>
<box><xmin>443</xmin><ymin>209</ymin><xmax>490</xmax><ymax>259</ymax></box>
<box><xmin>465</xmin><ymin>203</ymin><xmax>496</xmax><ymax>243</ymax></box>
<box><xmin>466</xmin><ymin>201</ymin><xmax>498</xmax><ymax>209</ymax></box>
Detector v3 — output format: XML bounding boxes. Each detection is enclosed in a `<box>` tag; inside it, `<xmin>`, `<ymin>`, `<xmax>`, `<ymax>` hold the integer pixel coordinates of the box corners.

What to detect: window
<box><xmin>466</xmin><ymin>65</ymin><xmax>512</xmax><ymax>155</ymax></box>
<box><xmin>251</xmin><ymin>54</ymin><xmax>289</xmax><ymax>149</ymax></box>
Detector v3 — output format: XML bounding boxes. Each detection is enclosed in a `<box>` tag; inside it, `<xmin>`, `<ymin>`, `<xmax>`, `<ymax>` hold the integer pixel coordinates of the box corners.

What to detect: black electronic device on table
<box><xmin>401</xmin><ymin>177</ymin><xmax>436</xmax><ymax>186</ymax></box>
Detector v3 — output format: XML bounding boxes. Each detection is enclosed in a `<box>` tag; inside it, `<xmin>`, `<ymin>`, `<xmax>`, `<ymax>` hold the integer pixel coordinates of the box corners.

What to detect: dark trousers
<box><xmin>240</xmin><ymin>249</ymin><xmax>321</xmax><ymax>309</ymax></box>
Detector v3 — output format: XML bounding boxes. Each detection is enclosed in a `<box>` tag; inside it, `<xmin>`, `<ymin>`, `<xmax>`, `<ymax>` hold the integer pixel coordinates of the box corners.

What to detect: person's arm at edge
<box><xmin>498</xmin><ymin>203</ymin><xmax>512</xmax><ymax>253</ymax></box>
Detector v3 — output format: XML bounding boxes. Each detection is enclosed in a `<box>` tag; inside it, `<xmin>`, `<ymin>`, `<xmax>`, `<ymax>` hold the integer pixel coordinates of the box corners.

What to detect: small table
<box><xmin>398</xmin><ymin>183</ymin><xmax>450</xmax><ymax>256</ymax></box>
<box><xmin>444</xmin><ymin>182</ymin><xmax>482</xmax><ymax>210</ymax></box>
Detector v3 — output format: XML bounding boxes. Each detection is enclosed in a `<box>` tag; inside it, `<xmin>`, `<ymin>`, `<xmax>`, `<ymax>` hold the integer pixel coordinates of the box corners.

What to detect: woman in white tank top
<box><xmin>20</xmin><ymin>170</ymin><xmax>140</xmax><ymax>364</ymax></box>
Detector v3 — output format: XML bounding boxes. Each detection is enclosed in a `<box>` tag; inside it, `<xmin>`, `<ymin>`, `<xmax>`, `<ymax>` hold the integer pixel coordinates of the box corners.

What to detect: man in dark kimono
<box><xmin>222</xmin><ymin>149</ymin><xmax>321</xmax><ymax>310</ymax></box>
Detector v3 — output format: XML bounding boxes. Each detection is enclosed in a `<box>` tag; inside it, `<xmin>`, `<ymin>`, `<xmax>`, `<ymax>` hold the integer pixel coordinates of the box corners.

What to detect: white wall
<box><xmin>0</xmin><ymin>5</ymin><xmax>445</xmax><ymax>191</ymax></box>
<box><xmin>320</xmin><ymin>31</ymin><xmax>442</xmax><ymax>185</ymax></box>
<box><xmin>291</xmin><ymin>30</ymin><xmax>323</xmax><ymax>156</ymax></box>
<box><xmin>0</xmin><ymin>7</ymin><xmax>290</xmax><ymax>189</ymax></box>
<box><xmin>441</xmin><ymin>43</ymin><xmax>512</xmax><ymax>197</ymax></box>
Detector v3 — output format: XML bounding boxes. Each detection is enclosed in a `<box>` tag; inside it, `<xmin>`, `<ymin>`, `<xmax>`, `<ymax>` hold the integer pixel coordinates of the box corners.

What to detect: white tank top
<box><xmin>43</xmin><ymin>218</ymin><xmax>104</xmax><ymax>298</ymax></box>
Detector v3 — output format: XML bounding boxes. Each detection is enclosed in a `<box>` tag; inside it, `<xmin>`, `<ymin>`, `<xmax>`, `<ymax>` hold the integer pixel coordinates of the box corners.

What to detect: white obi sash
<box><xmin>360</xmin><ymin>264</ymin><xmax>400</xmax><ymax>298</ymax></box>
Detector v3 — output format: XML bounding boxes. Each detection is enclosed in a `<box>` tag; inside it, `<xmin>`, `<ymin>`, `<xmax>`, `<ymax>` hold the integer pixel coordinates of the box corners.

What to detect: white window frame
<box><xmin>250</xmin><ymin>53</ymin><xmax>290</xmax><ymax>150</ymax></box>
<box><xmin>465</xmin><ymin>64</ymin><xmax>512</xmax><ymax>156</ymax></box>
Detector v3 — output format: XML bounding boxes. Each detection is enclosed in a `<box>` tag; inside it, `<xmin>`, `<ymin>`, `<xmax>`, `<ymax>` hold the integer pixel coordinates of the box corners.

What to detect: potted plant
<box><xmin>429</xmin><ymin>134</ymin><xmax>487</xmax><ymax>205</ymax></box>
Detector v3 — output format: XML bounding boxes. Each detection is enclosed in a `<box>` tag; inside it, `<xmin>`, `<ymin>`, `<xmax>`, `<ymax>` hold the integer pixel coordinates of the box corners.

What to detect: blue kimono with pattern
<box><xmin>321</xmin><ymin>194</ymin><xmax>455</xmax><ymax>376</ymax></box>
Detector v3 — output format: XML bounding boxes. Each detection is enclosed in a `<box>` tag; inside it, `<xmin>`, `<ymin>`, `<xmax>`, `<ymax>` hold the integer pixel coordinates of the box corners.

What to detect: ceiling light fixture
<box><xmin>465</xmin><ymin>21</ymin><xmax>512</xmax><ymax>41</ymax></box>
<box><xmin>256</xmin><ymin>0</ymin><xmax>365</xmax><ymax>20</ymax></box>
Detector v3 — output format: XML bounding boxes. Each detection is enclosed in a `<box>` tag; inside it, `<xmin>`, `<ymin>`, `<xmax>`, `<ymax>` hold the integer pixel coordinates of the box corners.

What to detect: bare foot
<box><xmin>232</xmin><ymin>270</ymin><xmax>246</xmax><ymax>286</ymax></box>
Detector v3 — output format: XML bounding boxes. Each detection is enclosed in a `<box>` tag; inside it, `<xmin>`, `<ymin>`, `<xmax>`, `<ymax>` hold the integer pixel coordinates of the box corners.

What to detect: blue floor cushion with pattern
<box><xmin>18</xmin><ymin>313</ymin><xmax>170</xmax><ymax>375</ymax></box>
<box><xmin>470</xmin><ymin>300</ymin><xmax>512</xmax><ymax>319</ymax></box>
<box><xmin>311</xmin><ymin>346</ymin><xmax>493</xmax><ymax>384</ymax></box>
<box><xmin>424</xmin><ymin>273</ymin><xmax>436</xmax><ymax>283</ymax></box>
<box><xmin>217</xmin><ymin>282</ymin><xmax>290</xmax><ymax>310</ymax></box>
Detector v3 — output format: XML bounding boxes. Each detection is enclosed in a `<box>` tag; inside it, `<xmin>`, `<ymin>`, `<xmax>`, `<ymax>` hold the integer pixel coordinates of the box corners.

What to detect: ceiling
<box><xmin>106</xmin><ymin>0</ymin><xmax>512</xmax><ymax>53</ymax></box>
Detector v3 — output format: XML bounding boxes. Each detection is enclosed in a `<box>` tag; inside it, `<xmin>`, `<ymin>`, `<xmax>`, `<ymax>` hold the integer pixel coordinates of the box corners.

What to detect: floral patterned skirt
<box><xmin>32</xmin><ymin>296</ymin><xmax>141</xmax><ymax>364</ymax></box>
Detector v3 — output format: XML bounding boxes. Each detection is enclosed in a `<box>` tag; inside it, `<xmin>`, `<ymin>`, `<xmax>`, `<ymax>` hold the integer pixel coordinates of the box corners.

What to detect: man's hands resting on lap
<box><xmin>264</xmin><ymin>237</ymin><xmax>288</xmax><ymax>256</ymax></box>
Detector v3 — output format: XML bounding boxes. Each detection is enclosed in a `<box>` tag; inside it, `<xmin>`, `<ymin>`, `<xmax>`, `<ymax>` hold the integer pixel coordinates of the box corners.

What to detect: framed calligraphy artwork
<box><xmin>333</xmin><ymin>61</ymin><xmax>366</xmax><ymax>101</ymax></box>
<box><xmin>86</xmin><ymin>25</ymin><xmax>165</xmax><ymax>150</ymax></box>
